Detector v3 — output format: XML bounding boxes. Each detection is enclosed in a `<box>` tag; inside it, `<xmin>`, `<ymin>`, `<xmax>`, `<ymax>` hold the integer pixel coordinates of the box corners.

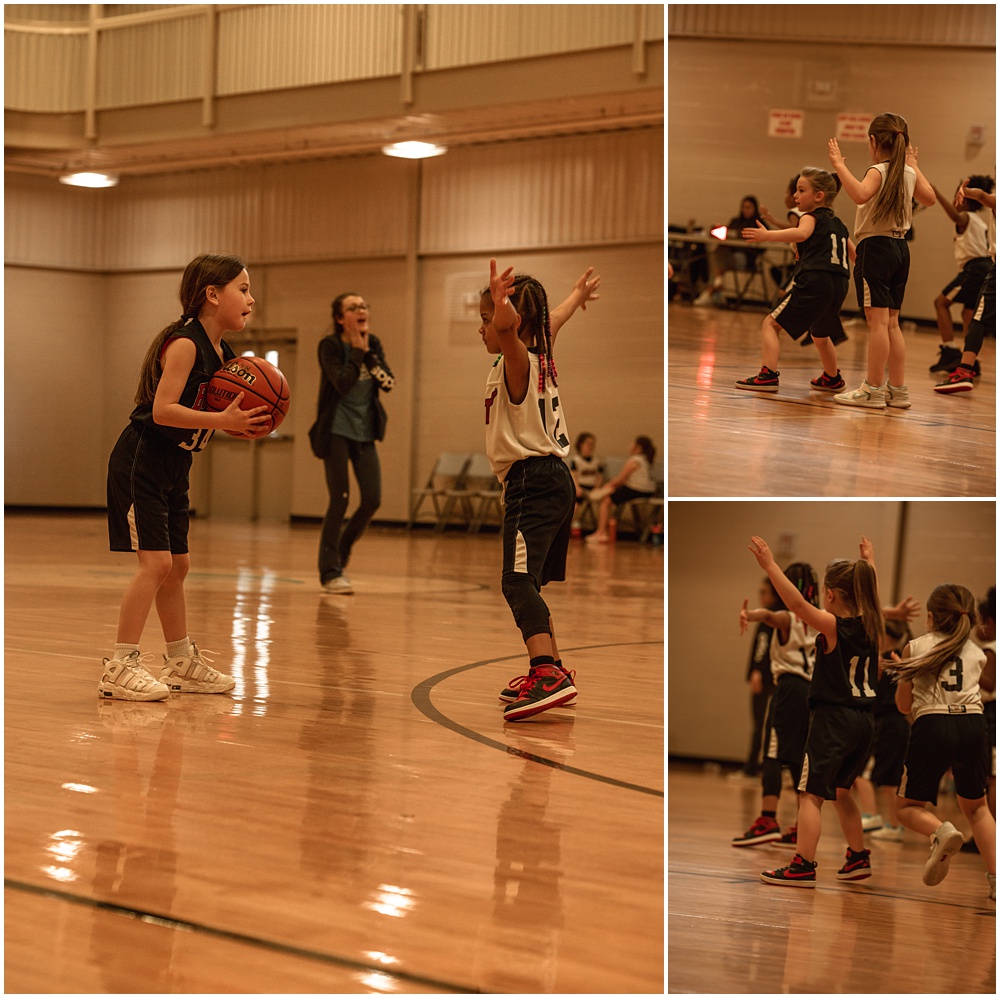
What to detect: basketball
<box><xmin>206</xmin><ymin>355</ymin><xmax>290</xmax><ymax>439</ymax></box>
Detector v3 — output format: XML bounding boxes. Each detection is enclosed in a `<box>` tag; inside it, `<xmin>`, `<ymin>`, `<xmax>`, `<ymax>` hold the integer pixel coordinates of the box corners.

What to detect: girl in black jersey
<box><xmin>102</xmin><ymin>254</ymin><xmax>270</xmax><ymax>702</ymax></box>
<box><xmin>735</xmin><ymin>167</ymin><xmax>854</xmax><ymax>395</ymax></box>
<box><xmin>748</xmin><ymin>534</ymin><xmax>883</xmax><ymax>888</ymax></box>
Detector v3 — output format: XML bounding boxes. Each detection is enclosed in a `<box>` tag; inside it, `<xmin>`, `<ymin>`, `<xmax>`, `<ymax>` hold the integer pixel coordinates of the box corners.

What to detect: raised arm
<box><xmin>906</xmin><ymin>146</ymin><xmax>936</xmax><ymax>207</ymax></box>
<box><xmin>959</xmin><ymin>178</ymin><xmax>997</xmax><ymax>212</ymax></box>
<box><xmin>747</xmin><ymin>535</ymin><xmax>837</xmax><ymax>643</ymax></box>
<box><xmin>739</xmin><ymin>599</ymin><xmax>791</xmax><ymax>640</ymax></box>
<box><xmin>549</xmin><ymin>267</ymin><xmax>601</xmax><ymax>344</ymax></box>
<box><xmin>488</xmin><ymin>258</ymin><xmax>530</xmax><ymax>401</ymax></box>
<box><xmin>828</xmin><ymin>139</ymin><xmax>882</xmax><ymax>206</ymax></box>
<box><xmin>742</xmin><ymin>216</ymin><xmax>815</xmax><ymax>245</ymax></box>
<box><xmin>931</xmin><ymin>182</ymin><xmax>967</xmax><ymax>229</ymax></box>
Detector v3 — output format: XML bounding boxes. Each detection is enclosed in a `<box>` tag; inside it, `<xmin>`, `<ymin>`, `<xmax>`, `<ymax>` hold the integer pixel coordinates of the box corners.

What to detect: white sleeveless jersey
<box><xmin>853</xmin><ymin>162</ymin><xmax>916</xmax><ymax>241</ymax></box>
<box><xmin>907</xmin><ymin>633</ymin><xmax>985</xmax><ymax>719</ymax></box>
<box><xmin>484</xmin><ymin>351</ymin><xmax>570</xmax><ymax>481</ymax></box>
<box><xmin>769</xmin><ymin>613</ymin><xmax>815</xmax><ymax>681</ymax></box>
<box><xmin>955</xmin><ymin>210</ymin><xmax>991</xmax><ymax>267</ymax></box>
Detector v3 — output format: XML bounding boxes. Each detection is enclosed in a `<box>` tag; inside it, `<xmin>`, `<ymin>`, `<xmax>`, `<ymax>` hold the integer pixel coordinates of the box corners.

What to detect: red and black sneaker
<box><xmin>732</xmin><ymin>815</ymin><xmax>782</xmax><ymax>847</ymax></box>
<box><xmin>775</xmin><ymin>825</ymin><xmax>798</xmax><ymax>848</ymax></box>
<box><xmin>836</xmin><ymin>847</ymin><xmax>872</xmax><ymax>881</ymax></box>
<box><xmin>502</xmin><ymin>665</ymin><xmax>577</xmax><ymax>721</ymax></box>
<box><xmin>499</xmin><ymin>666</ymin><xmax>576</xmax><ymax>705</ymax></box>
<box><xmin>934</xmin><ymin>366</ymin><xmax>976</xmax><ymax>394</ymax></box>
<box><xmin>810</xmin><ymin>370</ymin><xmax>846</xmax><ymax>392</ymax></box>
<box><xmin>736</xmin><ymin>367</ymin><xmax>779</xmax><ymax>392</ymax></box>
<box><xmin>760</xmin><ymin>853</ymin><xmax>817</xmax><ymax>888</ymax></box>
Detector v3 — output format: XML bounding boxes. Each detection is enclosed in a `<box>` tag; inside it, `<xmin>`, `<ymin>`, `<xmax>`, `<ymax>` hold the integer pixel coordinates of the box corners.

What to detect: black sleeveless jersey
<box><xmin>809</xmin><ymin>615</ymin><xmax>878</xmax><ymax>709</ymax></box>
<box><xmin>797</xmin><ymin>208</ymin><xmax>851</xmax><ymax>277</ymax></box>
<box><xmin>129</xmin><ymin>320</ymin><xmax>235</xmax><ymax>452</ymax></box>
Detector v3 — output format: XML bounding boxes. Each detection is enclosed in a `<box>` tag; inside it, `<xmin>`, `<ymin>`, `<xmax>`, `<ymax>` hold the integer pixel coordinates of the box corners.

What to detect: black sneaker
<box><xmin>736</xmin><ymin>367</ymin><xmax>779</xmax><ymax>392</ymax></box>
<box><xmin>944</xmin><ymin>357</ymin><xmax>981</xmax><ymax>375</ymax></box>
<box><xmin>760</xmin><ymin>853</ymin><xmax>817</xmax><ymax>888</ymax></box>
<box><xmin>929</xmin><ymin>344</ymin><xmax>962</xmax><ymax>372</ymax></box>
<box><xmin>499</xmin><ymin>666</ymin><xmax>577</xmax><ymax>705</ymax></box>
<box><xmin>836</xmin><ymin>847</ymin><xmax>872</xmax><ymax>881</ymax></box>
<box><xmin>775</xmin><ymin>825</ymin><xmax>798</xmax><ymax>848</ymax></box>
<box><xmin>732</xmin><ymin>816</ymin><xmax>782</xmax><ymax>847</ymax></box>
<box><xmin>502</xmin><ymin>665</ymin><xmax>577</xmax><ymax>721</ymax></box>
<box><xmin>810</xmin><ymin>370</ymin><xmax>846</xmax><ymax>392</ymax></box>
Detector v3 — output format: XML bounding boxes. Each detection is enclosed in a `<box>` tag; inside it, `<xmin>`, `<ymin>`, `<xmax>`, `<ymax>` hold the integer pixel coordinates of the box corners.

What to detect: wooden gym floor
<box><xmin>667</xmin><ymin>302</ymin><xmax>996</xmax><ymax>498</ymax></box>
<box><xmin>668</xmin><ymin>764</ymin><xmax>996</xmax><ymax>995</ymax></box>
<box><xmin>3</xmin><ymin>513</ymin><xmax>663</xmax><ymax>994</ymax></box>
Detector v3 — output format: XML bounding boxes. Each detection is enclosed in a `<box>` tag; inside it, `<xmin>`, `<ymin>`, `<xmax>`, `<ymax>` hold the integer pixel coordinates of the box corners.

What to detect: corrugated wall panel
<box><xmin>667</xmin><ymin>3</ymin><xmax>996</xmax><ymax>47</ymax></box>
<box><xmin>216</xmin><ymin>4</ymin><xmax>401</xmax><ymax>96</ymax></box>
<box><xmin>4</xmin><ymin>174</ymin><xmax>108</xmax><ymax>269</ymax></box>
<box><xmin>4</xmin><ymin>5</ymin><xmax>88</xmax><ymax>22</ymax></box>
<box><xmin>97</xmin><ymin>17</ymin><xmax>206</xmax><ymax>108</ymax></box>
<box><xmin>424</xmin><ymin>3</ymin><xmax>643</xmax><ymax>70</ymax></box>
<box><xmin>4</xmin><ymin>30</ymin><xmax>87</xmax><ymax>111</ymax></box>
<box><xmin>420</xmin><ymin>128</ymin><xmax>663</xmax><ymax>254</ymax></box>
<box><xmin>258</xmin><ymin>157</ymin><xmax>410</xmax><ymax>262</ymax></box>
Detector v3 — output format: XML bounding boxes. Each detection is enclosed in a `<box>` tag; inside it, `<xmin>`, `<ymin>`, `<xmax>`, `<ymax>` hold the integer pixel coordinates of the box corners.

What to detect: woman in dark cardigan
<box><xmin>309</xmin><ymin>293</ymin><xmax>394</xmax><ymax>593</ymax></box>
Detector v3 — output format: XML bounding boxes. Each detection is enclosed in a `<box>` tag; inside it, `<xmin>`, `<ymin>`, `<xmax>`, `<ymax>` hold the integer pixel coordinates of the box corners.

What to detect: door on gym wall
<box><xmin>191</xmin><ymin>330</ymin><xmax>297</xmax><ymax>521</ymax></box>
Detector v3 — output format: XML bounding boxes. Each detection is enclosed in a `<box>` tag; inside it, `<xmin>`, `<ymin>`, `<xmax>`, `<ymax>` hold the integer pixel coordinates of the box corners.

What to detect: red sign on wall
<box><xmin>836</xmin><ymin>113</ymin><xmax>874</xmax><ymax>142</ymax></box>
<box><xmin>768</xmin><ymin>109</ymin><xmax>804</xmax><ymax>138</ymax></box>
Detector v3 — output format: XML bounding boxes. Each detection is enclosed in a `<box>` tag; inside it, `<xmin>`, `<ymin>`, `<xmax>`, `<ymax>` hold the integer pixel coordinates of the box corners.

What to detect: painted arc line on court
<box><xmin>3</xmin><ymin>879</ymin><xmax>480</xmax><ymax>995</ymax></box>
<box><xmin>410</xmin><ymin>641</ymin><xmax>664</xmax><ymax>798</ymax></box>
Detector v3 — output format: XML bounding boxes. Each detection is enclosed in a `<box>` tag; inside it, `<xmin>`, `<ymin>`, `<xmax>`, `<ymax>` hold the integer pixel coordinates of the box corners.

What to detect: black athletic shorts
<box><xmin>770</xmin><ymin>270</ymin><xmax>849</xmax><ymax>340</ymax></box>
<box><xmin>868</xmin><ymin>710</ymin><xmax>910</xmax><ymax>787</ymax></box>
<box><xmin>764</xmin><ymin>673</ymin><xmax>810</xmax><ymax>773</ymax></box>
<box><xmin>799</xmin><ymin>703</ymin><xmax>875</xmax><ymax>800</ymax></box>
<box><xmin>854</xmin><ymin>235</ymin><xmax>910</xmax><ymax>310</ymax></box>
<box><xmin>898</xmin><ymin>712</ymin><xmax>989</xmax><ymax>804</ymax></box>
<box><xmin>107</xmin><ymin>421</ymin><xmax>194</xmax><ymax>553</ymax></box>
<box><xmin>501</xmin><ymin>455</ymin><xmax>574</xmax><ymax>588</ymax></box>
<box><xmin>941</xmin><ymin>257</ymin><xmax>993</xmax><ymax>309</ymax></box>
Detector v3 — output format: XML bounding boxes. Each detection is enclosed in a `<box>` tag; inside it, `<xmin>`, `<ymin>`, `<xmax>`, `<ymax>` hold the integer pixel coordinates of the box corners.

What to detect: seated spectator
<box><xmin>694</xmin><ymin>196</ymin><xmax>767</xmax><ymax>306</ymax></box>
<box><xmin>586</xmin><ymin>436</ymin><xmax>657</xmax><ymax>543</ymax></box>
<box><xmin>569</xmin><ymin>432</ymin><xmax>604</xmax><ymax>531</ymax></box>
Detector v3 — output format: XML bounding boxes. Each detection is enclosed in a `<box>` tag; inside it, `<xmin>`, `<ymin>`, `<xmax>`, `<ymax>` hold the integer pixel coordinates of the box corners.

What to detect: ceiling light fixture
<box><xmin>381</xmin><ymin>141</ymin><xmax>447</xmax><ymax>160</ymax></box>
<box><xmin>59</xmin><ymin>171</ymin><xmax>119</xmax><ymax>188</ymax></box>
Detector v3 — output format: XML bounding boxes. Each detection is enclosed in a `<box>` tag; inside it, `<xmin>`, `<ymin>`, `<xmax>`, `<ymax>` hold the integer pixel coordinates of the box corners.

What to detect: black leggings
<box><xmin>319</xmin><ymin>435</ymin><xmax>381</xmax><ymax>582</ymax></box>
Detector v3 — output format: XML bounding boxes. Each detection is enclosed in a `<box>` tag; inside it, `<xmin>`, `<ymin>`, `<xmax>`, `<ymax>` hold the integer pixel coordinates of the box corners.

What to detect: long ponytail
<box><xmin>867</xmin><ymin>112</ymin><xmax>910</xmax><ymax>229</ymax></box>
<box><xmin>886</xmin><ymin>584</ymin><xmax>976</xmax><ymax>684</ymax></box>
<box><xmin>824</xmin><ymin>558</ymin><xmax>884</xmax><ymax>650</ymax></box>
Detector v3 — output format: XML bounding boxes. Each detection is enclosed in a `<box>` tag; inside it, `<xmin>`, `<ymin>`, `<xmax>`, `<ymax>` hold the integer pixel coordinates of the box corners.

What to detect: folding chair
<box><xmin>407</xmin><ymin>453</ymin><xmax>471</xmax><ymax>529</ymax></box>
<box><xmin>437</xmin><ymin>452</ymin><xmax>497</xmax><ymax>531</ymax></box>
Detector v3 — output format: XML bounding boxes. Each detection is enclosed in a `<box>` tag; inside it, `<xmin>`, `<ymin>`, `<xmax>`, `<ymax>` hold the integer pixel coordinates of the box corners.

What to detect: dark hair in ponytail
<box><xmin>823</xmin><ymin>558</ymin><xmax>883</xmax><ymax>650</ymax></box>
<box><xmin>784</xmin><ymin>562</ymin><xmax>819</xmax><ymax>608</ymax></box>
<box><xmin>134</xmin><ymin>253</ymin><xmax>246</xmax><ymax>405</ymax></box>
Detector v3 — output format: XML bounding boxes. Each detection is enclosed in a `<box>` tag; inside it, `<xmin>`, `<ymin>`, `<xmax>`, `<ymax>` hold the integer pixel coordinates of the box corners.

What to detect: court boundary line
<box><xmin>3</xmin><ymin>878</ymin><xmax>483</xmax><ymax>994</ymax></box>
<box><xmin>410</xmin><ymin>642</ymin><xmax>664</xmax><ymax>798</ymax></box>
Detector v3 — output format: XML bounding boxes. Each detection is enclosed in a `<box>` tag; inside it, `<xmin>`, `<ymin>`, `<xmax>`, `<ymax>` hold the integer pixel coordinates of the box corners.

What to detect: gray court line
<box><xmin>4</xmin><ymin>878</ymin><xmax>484</xmax><ymax>994</ymax></box>
<box><xmin>410</xmin><ymin>642</ymin><xmax>664</xmax><ymax>798</ymax></box>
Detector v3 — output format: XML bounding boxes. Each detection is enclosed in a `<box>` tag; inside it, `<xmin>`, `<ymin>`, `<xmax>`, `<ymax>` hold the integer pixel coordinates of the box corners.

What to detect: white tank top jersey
<box><xmin>853</xmin><ymin>162</ymin><xmax>916</xmax><ymax>241</ymax></box>
<box><xmin>484</xmin><ymin>351</ymin><xmax>570</xmax><ymax>481</ymax></box>
<box><xmin>769</xmin><ymin>613</ymin><xmax>816</xmax><ymax>681</ymax></box>
<box><xmin>907</xmin><ymin>633</ymin><xmax>986</xmax><ymax>719</ymax></box>
<box><xmin>624</xmin><ymin>453</ymin><xmax>657</xmax><ymax>493</ymax></box>
<box><xmin>955</xmin><ymin>210</ymin><xmax>991</xmax><ymax>267</ymax></box>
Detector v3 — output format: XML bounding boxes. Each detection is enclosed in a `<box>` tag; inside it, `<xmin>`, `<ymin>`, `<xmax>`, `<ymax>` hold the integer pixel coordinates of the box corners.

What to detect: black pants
<box><xmin>319</xmin><ymin>435</ymin><xmax>381</xmax><ymax>583</ymax></box>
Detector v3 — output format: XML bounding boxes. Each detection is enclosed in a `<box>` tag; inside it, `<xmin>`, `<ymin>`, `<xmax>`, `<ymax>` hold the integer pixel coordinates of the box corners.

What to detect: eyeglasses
<box><xmin>343</xmin><ymin>302</ymin><xmax>370</xmax><ymax>313</ymax></box>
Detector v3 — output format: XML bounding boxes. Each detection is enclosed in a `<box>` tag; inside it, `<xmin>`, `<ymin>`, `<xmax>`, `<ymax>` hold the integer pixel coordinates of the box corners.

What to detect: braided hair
<box><xmin>783</xmin><ymin>562</ymin><xmax>819</xmax><ymax>608</ymax></box>
<box><xmin>484</xmin><ymin>274</ymin><xmax>558</xmax><ymax>391</ymax></box>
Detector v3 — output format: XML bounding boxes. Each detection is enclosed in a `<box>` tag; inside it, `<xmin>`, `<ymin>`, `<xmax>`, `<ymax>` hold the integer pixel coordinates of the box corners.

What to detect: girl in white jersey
<box><xmin>479</xmin><ymin>260</ymin><xmax>601</xmax><ymax>721</ymax></box>
<box><xmin>888</xmin><ymin>584</ymin><xmax>996</xmax><ymax>899</ymax></box>
<box><xmin>828</xmin><ymin>112</ymin><xmax>936</xmax><ymax>410</ymax></box>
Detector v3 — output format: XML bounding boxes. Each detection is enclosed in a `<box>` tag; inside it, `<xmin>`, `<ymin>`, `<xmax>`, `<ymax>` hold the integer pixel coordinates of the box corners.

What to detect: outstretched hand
<box><xmin>488</xmin><ymin>258</ymin><xmax>518</xmax><ymax>333</ymax></box>
<box><xmin>905</xmin><ymin>144</ymin><xmax>919</xmax><ymax>168</ymax></box>
<box><xmin>891</xmin><ymin>595</ymin><xmax>921</xmax><ymax>621</ymax></box>
<box><xmin>827</xmin><ymin>138</ymin><xmax>845</xmax><ymax>170</ymax></box>
<box><xmin>742</xmin><ymin>220</ymin><xmax>768</xmax><ymax>243</ymax></box>
<box><xmin>747</xmin><ymin>535</ymin><xmax>776</xmax><ymax>571</ymax></box>
<box><xmin>571</xmin><ymin>266</ymin><xmax>601</xmax><ymax>311</ymax></box>
<box><xmin>859</xmin><ymin>534</ymin><xmax>875</xmax><ymax>565</ymax></box>
<box><xmin>739</xmin><ymin>598</ymin><xmax>750</xmax><ymax>636</ymax></box>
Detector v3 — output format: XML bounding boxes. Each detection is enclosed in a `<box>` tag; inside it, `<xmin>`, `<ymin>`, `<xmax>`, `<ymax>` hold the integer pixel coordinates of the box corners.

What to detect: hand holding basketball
<box><xmin>206</xmin><ymin>356</ymin><xmax>290</xmax><ymax>440</ymax></box>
